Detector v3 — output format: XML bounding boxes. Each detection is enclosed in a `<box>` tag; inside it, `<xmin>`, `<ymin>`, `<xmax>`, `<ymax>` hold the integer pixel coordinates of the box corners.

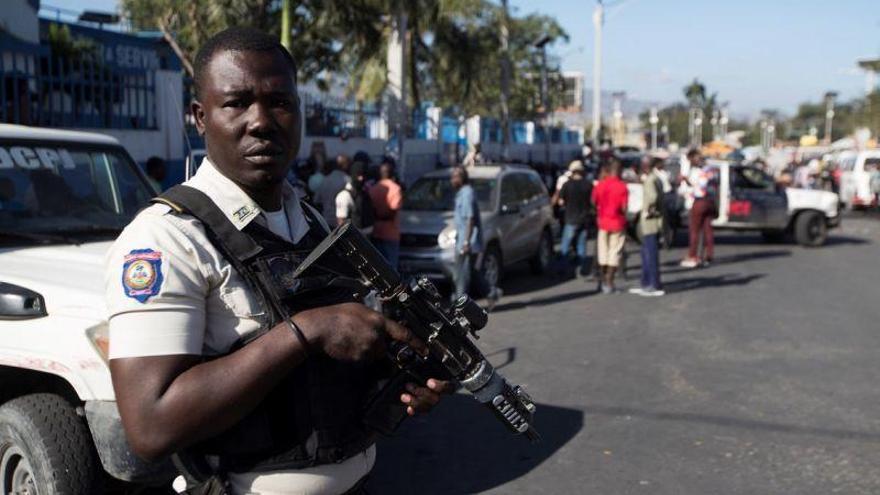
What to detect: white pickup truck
<box><xmin>627</xmin><ymin>159</ymin><xmax>840</xmax><ymax>247</ymax></box>
<box><xmin>0</xmin><ymin>125</ymin><xmax>175</xmax><ymax>493</ymax></box>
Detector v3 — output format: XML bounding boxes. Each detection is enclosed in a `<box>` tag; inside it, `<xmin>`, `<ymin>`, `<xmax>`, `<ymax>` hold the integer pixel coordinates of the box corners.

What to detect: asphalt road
<box><xmin>367</xmin><ymin>214</ymin><xmax>880</xmax><ymax>494</ymax></box>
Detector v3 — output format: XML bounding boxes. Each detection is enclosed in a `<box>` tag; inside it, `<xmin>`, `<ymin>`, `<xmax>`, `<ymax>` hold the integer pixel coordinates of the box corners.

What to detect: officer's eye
<box><xmin>273</xmin><ymin>98</ymin><xmax>294</xmax><ymax>109</ymax></box>
<box><xmin>223</xmin><ymin>99</ymin><xmax>246</xmax><ymax>109</ymax></box>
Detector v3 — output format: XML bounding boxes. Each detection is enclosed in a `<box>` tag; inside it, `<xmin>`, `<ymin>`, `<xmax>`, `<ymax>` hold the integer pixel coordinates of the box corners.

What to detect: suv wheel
<box><xmin>0</xmin><ymin>394</ymin><xmax>100</xmax><ymax>494</ymax></box>
<box><xmin>529</xmin><ymin>230</ymin><xmax>553</xmax><ymax>275</ymax></box>
<box><xmin>481</xmin><ymin>245</ymin><xmax>503</xmax><ymax>290</ymax></box>
<box><xmin>794</xmin><ymin>211</ymin><xmax>827</xmax><ymax>247</ymax></box>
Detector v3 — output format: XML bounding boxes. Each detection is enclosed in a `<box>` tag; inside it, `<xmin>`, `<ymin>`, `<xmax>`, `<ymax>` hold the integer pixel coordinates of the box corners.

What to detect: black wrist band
<box><xmin>286</xmin><ymin>318</ymin><xmax>311</xmax><ymax>357</ymax></box>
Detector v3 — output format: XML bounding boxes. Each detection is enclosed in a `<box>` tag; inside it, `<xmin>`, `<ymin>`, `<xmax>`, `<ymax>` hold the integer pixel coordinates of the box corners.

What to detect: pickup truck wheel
<box><xmin>0</xmin><ymin>394</ymin><xmax>100</xmax><ymax>495</ymax></box>
<box><xmin>794</xmin><ymin>211</ymin><xmax>827</xmax><ymax>247</ymax></box>
<box><xmin>529</xmin><ymin>230</ymin><xmax>553</xmax><ymax>275</ymax></box>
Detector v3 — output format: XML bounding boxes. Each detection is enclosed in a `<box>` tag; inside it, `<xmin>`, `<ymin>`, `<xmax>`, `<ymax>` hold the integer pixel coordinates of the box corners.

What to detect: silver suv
<box><xmin>398</xmin><ymin>165</ymin><xmax>556</xmax><ymax>288</ymax></box>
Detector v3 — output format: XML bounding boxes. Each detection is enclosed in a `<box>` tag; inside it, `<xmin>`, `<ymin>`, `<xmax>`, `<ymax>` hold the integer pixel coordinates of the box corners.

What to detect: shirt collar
<box><xmin>186</xmin><ymin>157</ymin><xmax>308</xmax><ymax>242</ymax></box>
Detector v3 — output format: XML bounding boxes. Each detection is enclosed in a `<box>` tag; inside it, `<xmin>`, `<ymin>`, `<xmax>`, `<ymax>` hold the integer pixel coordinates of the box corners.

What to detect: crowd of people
<box><xmin>284</xmin><ymin>143</ymin><xmax>503</xmax><ymax>309</ymax></box>
<box><xmin>278</xmin><ymin>137</ymin><xmax>731</xmax><ymax>304</ymax></box>
<box><xmin>547</xmin><ymin>148</ymin><xmax>720</xmax><ymax>298</ymax></box>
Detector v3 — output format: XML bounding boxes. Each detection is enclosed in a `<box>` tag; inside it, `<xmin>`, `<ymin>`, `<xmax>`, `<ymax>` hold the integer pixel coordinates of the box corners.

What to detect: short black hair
<box><xmin>146</xmin><ymin>156</ymin><xmax>164</xmax><ymax>172</ymax></box>
<box><xmin>193</xmin><ymin>27</ymin><xmax>297</xmax><ymax>99</ymax></box>
<box><xmin>451</xmin><ymin>165</ymin><xmax>469</xmax><ymax>183</ymax></box>
<box><xmin>686</xmin><ymin>148</ymin><xmax>701</xmax><ymax>159</ymax></box>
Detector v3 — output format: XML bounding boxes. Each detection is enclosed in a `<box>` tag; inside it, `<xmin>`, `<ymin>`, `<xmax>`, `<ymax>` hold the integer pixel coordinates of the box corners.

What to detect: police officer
<box><xmin>105</xmin><ymin>27</ymin><xmax>450</xmax><ymax>494</ymax></box>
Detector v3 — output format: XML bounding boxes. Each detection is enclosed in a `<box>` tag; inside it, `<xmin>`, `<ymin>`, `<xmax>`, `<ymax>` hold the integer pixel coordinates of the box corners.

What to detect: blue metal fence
<box><xmin>1</xmin><ymin>31</ymin><xmax>156</xmax><ymax>129</ymax></box>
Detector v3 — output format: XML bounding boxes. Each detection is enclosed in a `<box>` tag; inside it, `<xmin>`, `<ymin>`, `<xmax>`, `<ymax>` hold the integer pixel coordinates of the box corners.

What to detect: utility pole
<box><xmin>500</xmin><ymin>0</ymin><xmax>512</xmax><ymax>160</ymax></box>
<box><xmin>387</xmin><ymin>12</ymin><xmax>408</xmax><ymax>180</ymax></box>
<box><xmin>611</xmin><ymin>91</ymin><xmax>625</xmax><ymax>144</ymax></box>
<box><xmin>535</xmin><ymin>35</ymin><xmax>552</xmax><ymax>167</ymax></box>
<box><xmin>280</xmin><ymin>0</ymin><xmax>291</xmax><ymax>52</ymax></box>
<box><xmin>591</xmin><ymin>1</ymin><xmax>603</xmax><ymax>144</ymax></box>
<box><xmin>823</xmin><ymin>91</ymin><xmax>837</xmax><ymax>145</ymax></box>
<box><xmin>649</xmin><ymin>105</ymin><xmax>659</xmax><ymax>150</ymax></box>
<box><xmin>692</xmin><ymin>108</ymin><xmax>703</xmax><ymax>148</ymax></box>
<box><xmin>711</xmin><ymin>109</ymin><xmax>719</xmax><ymax>141</ymax></box>
<box><xmin>720</xmin><ymin>103</ymin><xmax>729</xmax><ymax>138</ymax></box>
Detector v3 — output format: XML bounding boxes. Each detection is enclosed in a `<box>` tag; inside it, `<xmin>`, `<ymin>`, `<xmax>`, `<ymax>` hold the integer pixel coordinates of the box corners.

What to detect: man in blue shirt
<box><xmin>451</xmin><ymin>166</ymin><xmax>501</xmax><ymax>309</ymax></box>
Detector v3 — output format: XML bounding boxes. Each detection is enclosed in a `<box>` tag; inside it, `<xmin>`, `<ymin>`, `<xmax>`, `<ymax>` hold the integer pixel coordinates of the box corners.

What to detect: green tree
<box><xmin>121</xmin><ymin>0</ymin><xmax>569</xmax><ymax>123</ymax></box>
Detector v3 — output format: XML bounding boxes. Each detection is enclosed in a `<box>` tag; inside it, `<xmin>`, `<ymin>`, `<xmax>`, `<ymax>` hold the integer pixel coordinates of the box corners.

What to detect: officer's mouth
<box><xmin>242</xmin><ymin>146</ymin><xmax>285</xmax><ymax>165</ymax></box>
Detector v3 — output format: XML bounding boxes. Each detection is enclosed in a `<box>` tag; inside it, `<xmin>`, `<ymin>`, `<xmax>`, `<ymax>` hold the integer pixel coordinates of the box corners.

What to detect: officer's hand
<box><xmin>400</xmin><ymin>378</ymin><xmax>455</xmax><ymax>416</ymax></box>
<box><xmin>297</xmin><ymin>303</ymin><xmax>426</xmax><ymax>362</ymax></box>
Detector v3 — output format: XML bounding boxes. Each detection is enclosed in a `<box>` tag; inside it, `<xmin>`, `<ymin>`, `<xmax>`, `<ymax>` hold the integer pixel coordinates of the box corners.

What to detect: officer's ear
<box><xmin>191</xmin><ymin>98</ymin><xmax>206</xmax><ymax>137</ymax></box>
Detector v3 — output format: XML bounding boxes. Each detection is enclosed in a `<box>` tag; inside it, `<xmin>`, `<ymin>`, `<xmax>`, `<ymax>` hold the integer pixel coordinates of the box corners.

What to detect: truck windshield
<box><xmin>403</xmin><ymin>178</ymin><xmax>496</xmax><ymax>212</ymax></box>
<box><xmin>0</xmin><ymin>141</ymin><xmax>153</xmax><ymax>243</ymax></box>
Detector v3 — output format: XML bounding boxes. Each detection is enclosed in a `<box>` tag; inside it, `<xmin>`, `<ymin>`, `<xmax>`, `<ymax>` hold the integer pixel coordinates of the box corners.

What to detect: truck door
<box><xmin>729</xmin><ymin>167</ymin><xmax>788</xmax><ymax>228</ymax></box>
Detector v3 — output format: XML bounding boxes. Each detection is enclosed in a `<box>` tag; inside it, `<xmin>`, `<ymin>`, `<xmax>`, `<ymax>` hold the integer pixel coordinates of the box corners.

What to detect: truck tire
<box><xmin>529</xmin><ymin>229</ymin><xmax>553</xmax><ymax>275</ymax></box>
<box><xmin>794</xmin><ymin>211</ymin><xmax>827</xmax><ymax>247</ymax></box>
<box><xmin>0</xmin><ymin>394</ymin><xmax>100</xmax><ymax>494</ymax></box>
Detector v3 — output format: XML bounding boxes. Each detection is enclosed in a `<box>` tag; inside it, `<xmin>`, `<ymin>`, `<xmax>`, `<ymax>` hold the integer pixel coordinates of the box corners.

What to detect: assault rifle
<box><xmin>292</xmin><ymin>222</ymin><xmax>539</xmax><ymax>442</ymax></box>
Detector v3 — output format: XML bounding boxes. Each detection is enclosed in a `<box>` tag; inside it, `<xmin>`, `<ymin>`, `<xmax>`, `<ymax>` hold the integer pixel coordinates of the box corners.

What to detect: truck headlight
<box><xmin>438</xmin><ymin>229</ymin><xmax>457</xmax><ymax>249</ymax></box>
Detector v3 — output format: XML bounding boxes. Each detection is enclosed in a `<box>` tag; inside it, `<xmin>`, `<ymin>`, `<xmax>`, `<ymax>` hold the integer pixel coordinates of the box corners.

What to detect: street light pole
<box><xmin>611</xmin><ymin>91</ymin><xmax>624</xmax><ymax>144</ymax></box>
<box><xmin>649</xmin><ymin>105</ymin><xmax>659</xmax><ymax>150</ymax></box>
<box><xmin>824</xmin><ymin>91</ymin><xmax>838</xmax><ymax>146</ymax></box>
<box><xmin>591</xmin><ymin>1</ymin><xmax>603</xmax><ymax>144</ymax></box>
<box><xmin>720</xmin><ymin>103</ymin><xmax>729</xmax><ymax>138</ymax></box>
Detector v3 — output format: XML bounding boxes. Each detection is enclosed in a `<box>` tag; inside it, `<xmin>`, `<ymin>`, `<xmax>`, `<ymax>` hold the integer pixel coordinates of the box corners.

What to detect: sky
<box><xmin>42</xmin><ymin>0</ymin><xmax>880</xmax><ymax>118</ymax></box>
<box><xmin>512</xmin><ymin>0</ymin><xmax>880</xmax><ymax>118</ymax></box>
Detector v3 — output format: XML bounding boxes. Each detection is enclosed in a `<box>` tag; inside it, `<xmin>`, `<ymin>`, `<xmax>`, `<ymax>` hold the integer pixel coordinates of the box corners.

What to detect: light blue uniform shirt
<box><xmin>454</xmin><ymin>184</ymin><xmax>483</xmax><ymax>253</ymax></box>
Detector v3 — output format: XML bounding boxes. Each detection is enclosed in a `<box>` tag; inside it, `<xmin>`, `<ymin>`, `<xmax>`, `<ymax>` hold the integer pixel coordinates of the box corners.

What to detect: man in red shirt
<box><xmin>591</xmin><ymin>159</ymin><xmax>629</xmax><ymax>293</ymax></box>
<box><xmin>368</xmin><ymin>158</ymin><xmax>403</xmax><ymax>268</ymax></box>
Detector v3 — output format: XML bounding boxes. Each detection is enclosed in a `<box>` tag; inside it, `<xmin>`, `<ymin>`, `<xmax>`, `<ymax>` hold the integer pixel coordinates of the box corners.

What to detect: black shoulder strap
<box><xmin>153</xmin><ymin>185</ymin><xmax>264</xmax><ymax>262</ymax></box>
<box><xmin>153</xmin><ymin>185</ymin><xmax>277</xmax><ymax>347</ymax></box>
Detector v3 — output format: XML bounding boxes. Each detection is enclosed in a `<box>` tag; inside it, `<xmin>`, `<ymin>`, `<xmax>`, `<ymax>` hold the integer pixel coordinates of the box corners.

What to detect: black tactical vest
<box><xmin>153</xmin><ymin>185</ymin><xmax>381</xmax><ymax>478</ymax></box>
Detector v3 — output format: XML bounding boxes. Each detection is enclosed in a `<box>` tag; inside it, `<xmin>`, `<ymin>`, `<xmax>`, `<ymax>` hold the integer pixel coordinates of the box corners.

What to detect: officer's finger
<box><xmin>403</xmin><ymin>383</ymin><xmax>441</xmax><ymax>412</ymax></box>
<box><xmin>383</xmin><ymin>319</ymin><xmax>427</xmax><ymax>356</ymax></box>
<box><xmin>426</xmin><ymin>378</ymin><xmax>455</xmax><ymax>394</ymax></box>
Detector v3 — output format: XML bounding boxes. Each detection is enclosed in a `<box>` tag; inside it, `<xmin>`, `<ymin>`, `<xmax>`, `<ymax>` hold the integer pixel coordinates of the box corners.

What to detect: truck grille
<box><xmin>400</xmin><ymin>233</ymin><xmax>438</xmax><ymax>248</ymax></box>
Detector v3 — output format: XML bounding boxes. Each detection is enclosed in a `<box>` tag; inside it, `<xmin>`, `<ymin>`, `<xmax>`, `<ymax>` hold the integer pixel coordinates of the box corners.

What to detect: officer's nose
<box><xmin>245</xmin><ymin>102</ymin><xmax>274</xmax><ymax>136</ymax></box>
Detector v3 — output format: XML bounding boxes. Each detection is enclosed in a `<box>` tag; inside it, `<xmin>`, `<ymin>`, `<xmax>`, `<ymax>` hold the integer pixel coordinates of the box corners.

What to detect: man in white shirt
<box><xmin>105</xmin><ymin>27</ymin><xmax>449</xmax><ymax>494</ymax></box>
<box><xmin>315</xmin><ymin>154</ymin><xmax>350</xmax><ymax>225</ymax></box>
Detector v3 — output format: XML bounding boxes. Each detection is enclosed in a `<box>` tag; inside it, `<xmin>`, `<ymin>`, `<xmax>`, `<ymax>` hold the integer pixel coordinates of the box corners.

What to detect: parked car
<box><xmin>0</xmin><ymin>124</ymin><xmax>176</xmax><ymax>491</ymax></box>
<box><xmin>398</xmin><ymin>165</ymin><xmax>556</xmax><ymax>290</ymax></box>
<box><xmin>837</xmin><ymin>150</ymin><xmax>880</xmax><ymax>209</ymax></box>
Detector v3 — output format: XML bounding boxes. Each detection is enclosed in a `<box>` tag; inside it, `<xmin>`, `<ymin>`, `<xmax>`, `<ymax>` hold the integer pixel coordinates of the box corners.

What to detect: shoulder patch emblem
<box><xmin>122</xmin><ymin>249</ymin><xmax>164</xmax><ymax>303</ymax></box>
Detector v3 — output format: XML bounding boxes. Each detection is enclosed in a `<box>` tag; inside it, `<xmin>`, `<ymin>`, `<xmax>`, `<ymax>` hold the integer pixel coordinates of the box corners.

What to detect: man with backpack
<box><xmin>336</xmin><ymin>160</ymin><xmax>374</xmax><ymax>235</ymax></box>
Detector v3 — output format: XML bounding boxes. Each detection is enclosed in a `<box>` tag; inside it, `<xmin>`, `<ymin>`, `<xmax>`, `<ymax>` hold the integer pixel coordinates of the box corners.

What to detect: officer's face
<box><xmin>193</xmin><ymin>49</ymin><xmax>301</xmax><ymax>191</ymax></box>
